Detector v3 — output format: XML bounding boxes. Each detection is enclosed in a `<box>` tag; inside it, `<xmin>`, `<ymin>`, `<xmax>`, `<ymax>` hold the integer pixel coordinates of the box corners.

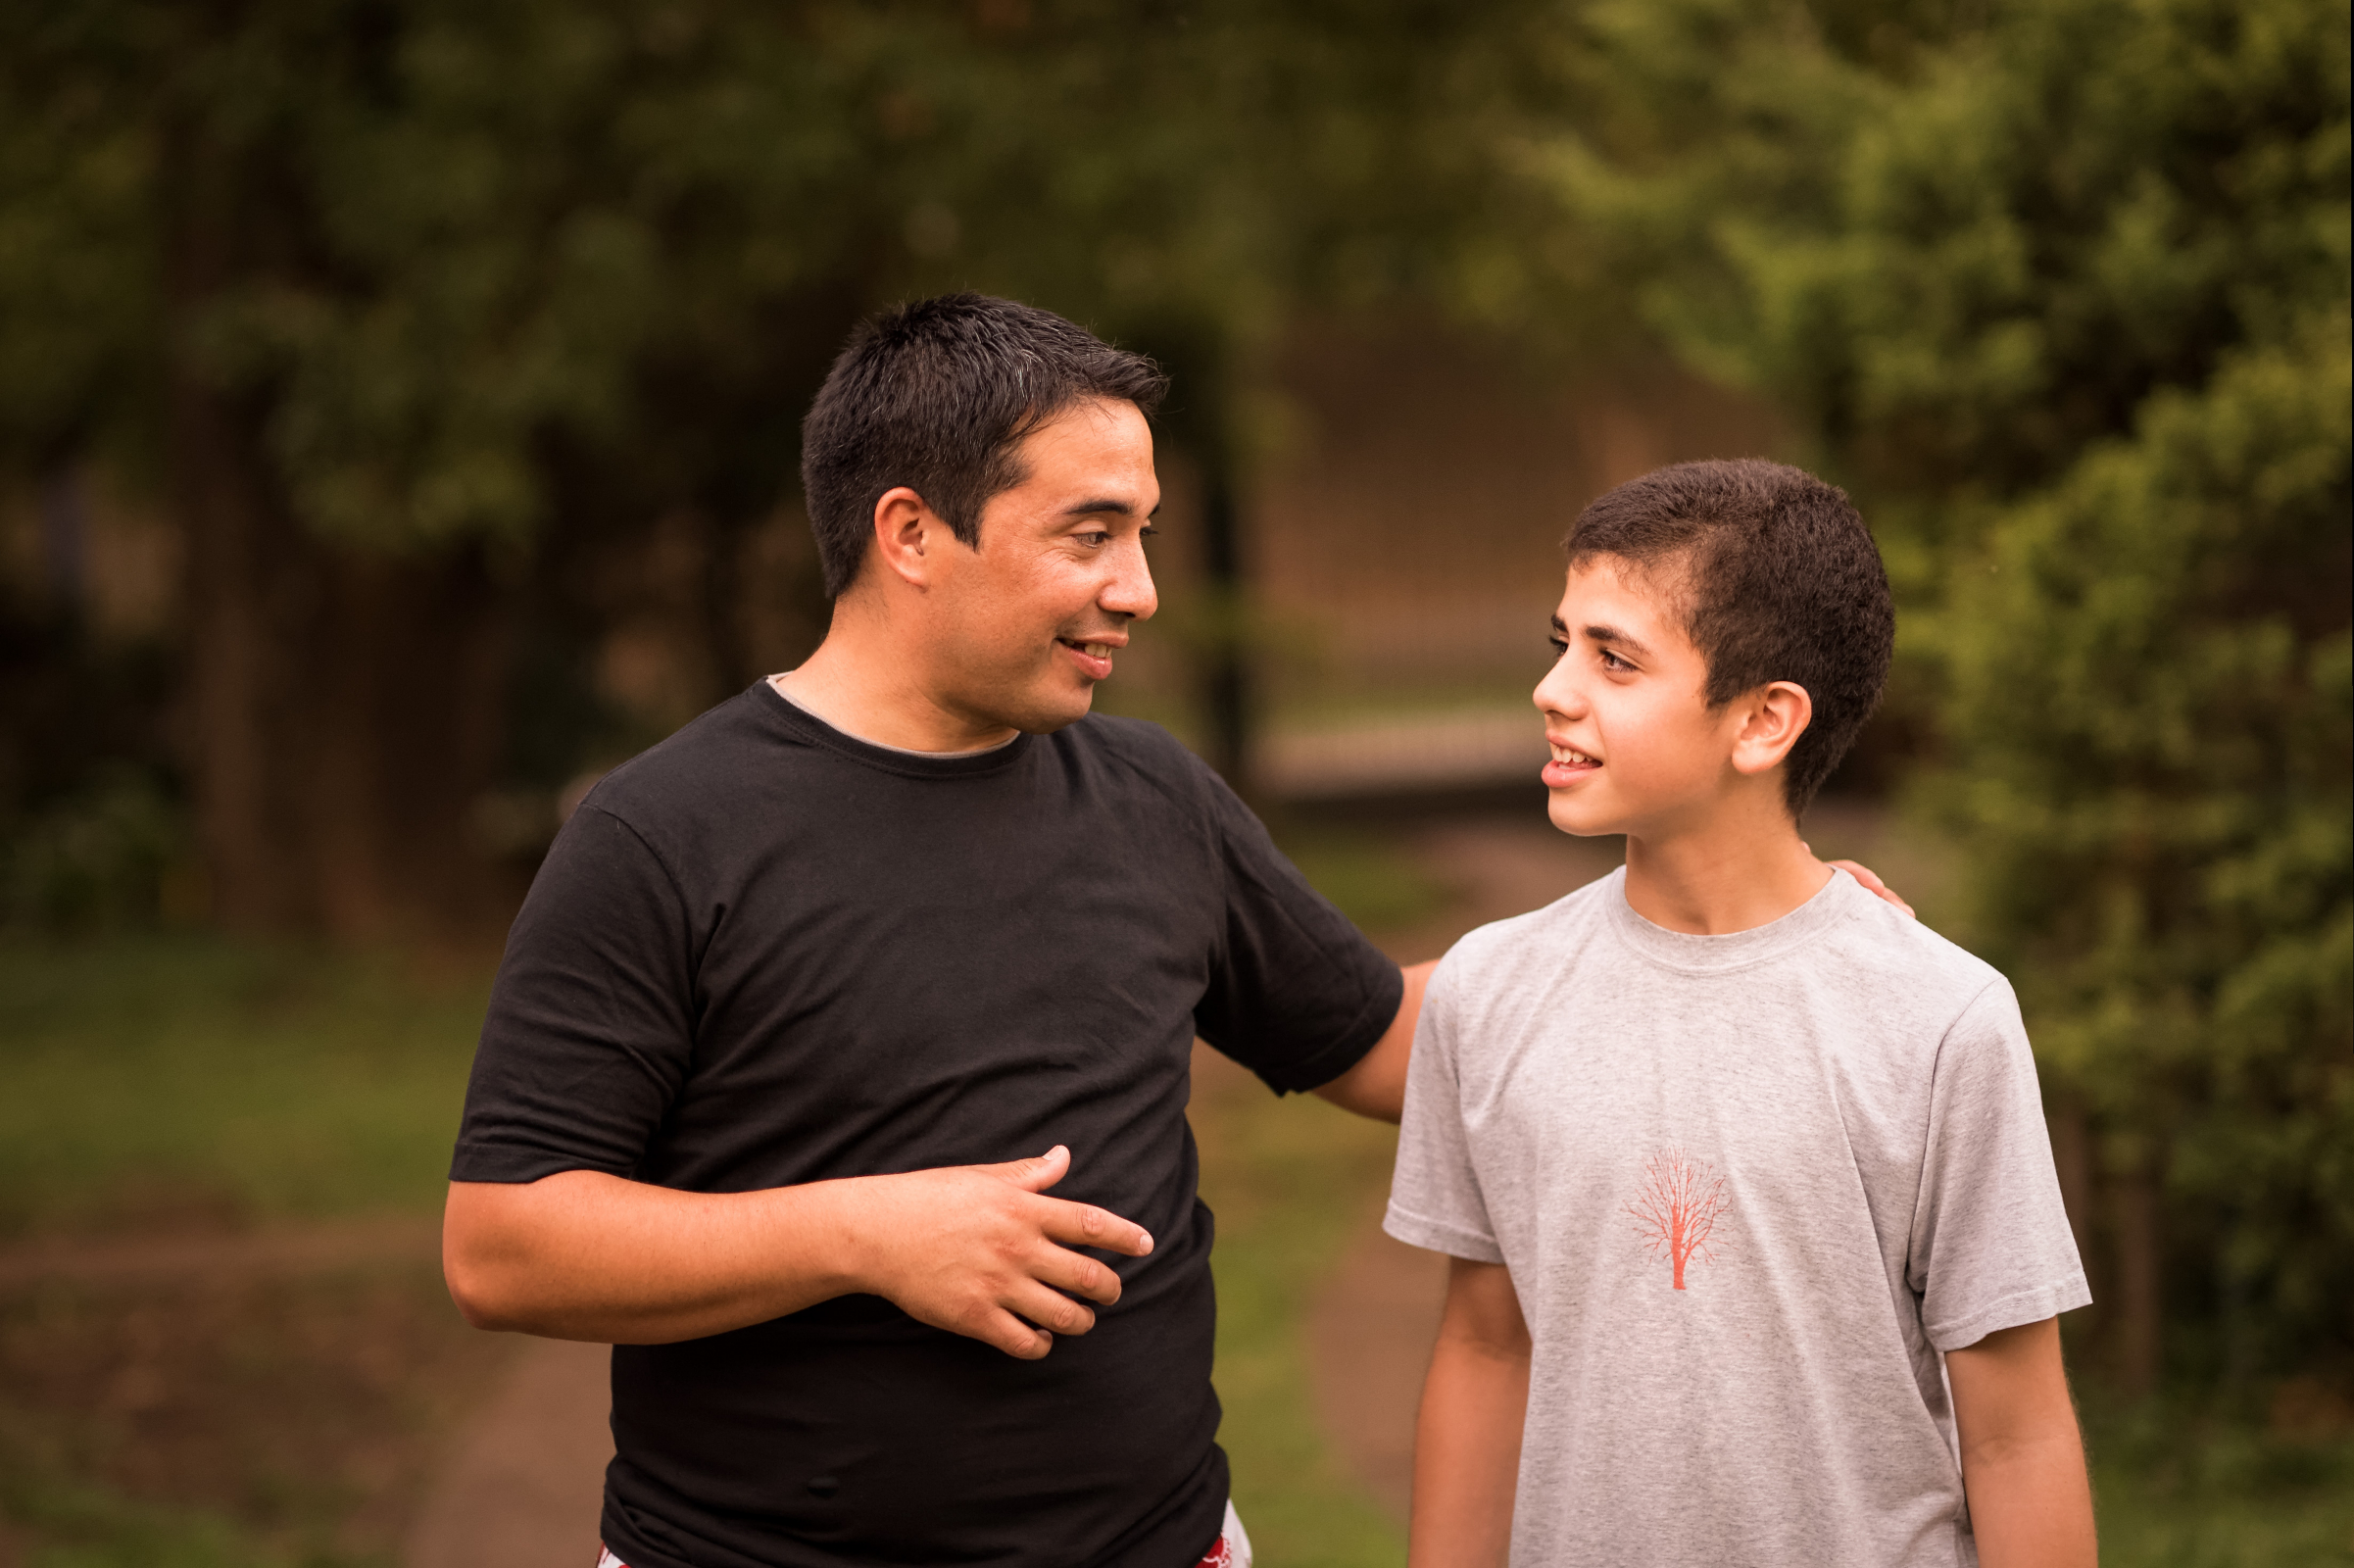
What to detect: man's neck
<box><xmin>1619</xmin><ymin>791</ymin><xmax>1831</xmax><ymax>936</ymax></box>
<box><xmin>775</xmin><ymin>601</ymin><xmax>1018</xmax><ymax>756</ymax></box>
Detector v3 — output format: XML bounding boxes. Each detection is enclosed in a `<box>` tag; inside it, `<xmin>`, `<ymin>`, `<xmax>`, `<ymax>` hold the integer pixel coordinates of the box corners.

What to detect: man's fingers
<box><xmin>976</xmin><ymin>1144</ymin><xmax>1071</xmax><ymax>1193</ymax></box>
<box><xmin>977</xmin><ymin>1310</ymin><xmax>1055</xmax><ymax>1360</ymax></box>
<box><xmin>1005</xmin><ymin>1279</ymin><xmax>1099</xmax><ymax>1339</ymax></box>
<box><xmin>1030</xmin><ymin>1240</ymin><xmax>1123</xmax><ymax>1306</ymax></box>
<box><xmin>1037</xmin><ymin>1196</ymin><xmax>1153</xmax><ymax>1259</ymax></box>
<box><xmin>1824</xmin><ymin>857</ymin><xmax>1915</xmax><ymax>917</ymax></box>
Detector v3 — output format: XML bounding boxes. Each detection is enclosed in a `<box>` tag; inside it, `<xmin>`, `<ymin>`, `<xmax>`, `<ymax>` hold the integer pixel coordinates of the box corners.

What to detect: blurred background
<box><xmin>0</xmin><ymin>1</ymin><xmax>2345</xmax><ymax>1564</ymax></box>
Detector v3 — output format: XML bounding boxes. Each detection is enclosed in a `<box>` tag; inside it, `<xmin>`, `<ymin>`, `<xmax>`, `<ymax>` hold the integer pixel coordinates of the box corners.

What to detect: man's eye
<box><xmin>1078</xmin><ymin>530</ymin><xmax>1110</xmax><ymax>547</ymax></box>
<box><xmin>1547</xmin><ymin>637</ymin><xmax>1568</xmax><ymax>656</ymax></box>
<box><xmin>1600</xmin><ymin>650</ymin><xmax>1633</xmax><ymax>671</ymax></box>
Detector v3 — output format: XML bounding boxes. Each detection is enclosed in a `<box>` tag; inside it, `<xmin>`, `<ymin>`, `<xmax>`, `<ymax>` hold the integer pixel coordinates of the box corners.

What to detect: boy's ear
<box><xmin>1730</xmin><ymin>680</ymin><xmax>1813</xmax><ymax>778</ymax></box>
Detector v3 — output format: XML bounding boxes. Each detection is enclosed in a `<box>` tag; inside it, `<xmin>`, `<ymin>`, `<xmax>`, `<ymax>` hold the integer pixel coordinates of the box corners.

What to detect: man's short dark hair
<box><xmin>799</xmin><ymin>293</ymin><xmax>1169</xmax><ymax>597</ymax></box>
<box><xmin>1563</xmin><ymin>458</ymin><xmax>1894</xmax><ymax>817</ymax></box>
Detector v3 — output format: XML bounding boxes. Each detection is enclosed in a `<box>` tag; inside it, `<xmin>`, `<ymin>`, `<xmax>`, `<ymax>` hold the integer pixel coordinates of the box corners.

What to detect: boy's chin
<box><xmin>1545</xmin><ymin>791</ymin><xmax>1626</xmax><ymax>839</ymax></box>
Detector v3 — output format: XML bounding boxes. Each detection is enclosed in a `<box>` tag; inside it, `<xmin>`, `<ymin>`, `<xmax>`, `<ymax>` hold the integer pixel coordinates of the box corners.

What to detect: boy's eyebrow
<box><xmin>1553</xmin><ymin>614</ymin><xmax>1654</xmax><ymax>659</ymax></box>
<box><xmin>1587</xmin><ymin>623</ymin><xmax>1652</xmax><ymax>657</ymax></box>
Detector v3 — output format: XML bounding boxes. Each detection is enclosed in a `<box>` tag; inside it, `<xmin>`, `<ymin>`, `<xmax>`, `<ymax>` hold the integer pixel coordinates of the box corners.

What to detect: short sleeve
<box><xmin>1191</xmin><ymin>776</ymin><xmax>1403</xmax><ymax>1094</ymax></box>
<box><xmin>1910</xmin><ymin>979</ymin><xmax>2093</xmax><ymax>1350</ymax></box>
<box><xmin>1382</xmin><ymin>957</ymin><xmax>1504</xmax><ymax>1262</ymax></box>
<box><xmin>450</xmin><ymin>806</ymin><xmax>700</xmax><ymax>1183</ymax></box>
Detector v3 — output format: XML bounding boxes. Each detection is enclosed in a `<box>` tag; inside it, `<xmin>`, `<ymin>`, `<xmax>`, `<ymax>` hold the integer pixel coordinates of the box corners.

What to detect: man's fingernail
<box><xmin>1137</xmin><ymin>1231</ymin><xmax>1152</xmax><ymax>1253</ymax></box>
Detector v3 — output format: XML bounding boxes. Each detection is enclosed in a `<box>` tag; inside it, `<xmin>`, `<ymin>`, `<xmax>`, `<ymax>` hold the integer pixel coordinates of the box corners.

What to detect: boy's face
<box><xmin>1534</xmin><ymin>556</ymin><xmax>1766</xmax><ymax>839</ymax></box>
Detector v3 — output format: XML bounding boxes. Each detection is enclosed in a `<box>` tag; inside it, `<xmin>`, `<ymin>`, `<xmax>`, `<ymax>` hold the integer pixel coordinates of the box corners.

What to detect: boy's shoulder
<box><xmin>1429</xmin><ymin>866</ymin><xmax>2017</xmax><ymax>1042</ymax></box>
<box><xmin>1812</xmin><ymin>873</ymin><xmax>2016</xmax><ymax>1021</ymax></box>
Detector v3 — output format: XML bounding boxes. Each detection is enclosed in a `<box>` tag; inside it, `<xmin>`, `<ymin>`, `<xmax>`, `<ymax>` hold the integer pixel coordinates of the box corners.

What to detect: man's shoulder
<box><xmin>1050</xmin><ymin>713</ymin><xmax>1223</xmax><ymax>808</ymax></box>
<box><xmin>572</xmin><ymin>686</ymin><xmax>785</xmax><ymax>827</ymax></box>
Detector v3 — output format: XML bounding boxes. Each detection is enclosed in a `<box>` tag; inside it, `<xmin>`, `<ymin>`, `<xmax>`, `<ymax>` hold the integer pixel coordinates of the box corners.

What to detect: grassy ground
<box><xmin>0</xmin><ymin>938</ymin><xmax>499</xmax><ymax>1567</ymax></box>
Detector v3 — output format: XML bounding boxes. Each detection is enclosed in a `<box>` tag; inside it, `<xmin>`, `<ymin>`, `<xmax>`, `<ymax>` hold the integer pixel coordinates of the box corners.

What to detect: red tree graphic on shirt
<box><xmin>1627</xmin><ymin>1150</ymin><xmax>1730</xmax><ymax>1290</ymax></box>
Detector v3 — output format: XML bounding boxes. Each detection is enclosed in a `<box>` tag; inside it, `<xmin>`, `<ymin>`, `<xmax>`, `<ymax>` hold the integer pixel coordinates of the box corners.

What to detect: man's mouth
<box><xmin>1057</xmin><ymin>639</ymin><xmax>1118</xmax><ymax>679</ymax></box>
<box><xmin>1541</xmin><ymin>741</ymin><xmax>1600</xmax><ymax>787</ymax></box>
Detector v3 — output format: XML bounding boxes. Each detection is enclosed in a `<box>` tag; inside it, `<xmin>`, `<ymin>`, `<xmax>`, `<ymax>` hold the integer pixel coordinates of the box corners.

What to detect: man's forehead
<box><xmin>1013</xmin><ymin>400</ymin><xmax>1158</xmax><ymax>512</ymax></box>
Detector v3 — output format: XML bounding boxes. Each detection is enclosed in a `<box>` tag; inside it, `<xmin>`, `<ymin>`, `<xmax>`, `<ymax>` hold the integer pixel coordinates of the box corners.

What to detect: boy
<box><xmin>1386</xmin><ymin>461</ymin><xmax>2097</xmax><ymax>1566</ymax></box>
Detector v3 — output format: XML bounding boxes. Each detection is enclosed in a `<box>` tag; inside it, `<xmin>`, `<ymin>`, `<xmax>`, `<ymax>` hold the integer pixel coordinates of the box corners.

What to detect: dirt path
<box><xmin>402</xmin><ymin>1337</ymin><xmax>613</xmax><ymax>1568</ymax></box>
<box><xmin>1306</xmin><ymin>818</ymin><xmax>1625</xmax><ymax>1521</ymax></box>
<box><xmin>0</xmin><ymin>1214</ymin><xmax>440</xmax><ymax>1291</ymax></box>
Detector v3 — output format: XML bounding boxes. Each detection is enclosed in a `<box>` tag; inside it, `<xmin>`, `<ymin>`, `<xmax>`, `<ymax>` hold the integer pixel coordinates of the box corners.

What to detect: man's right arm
<box><xmin>1409</xmin><ymin>1256</ymin><xmax>1530</xmax><ymax>1568</ymax></box>
<box><xmin>442</xmin><ymin>1145</ymin><xmax>1152</xmax><ymax>1357</ymax></box>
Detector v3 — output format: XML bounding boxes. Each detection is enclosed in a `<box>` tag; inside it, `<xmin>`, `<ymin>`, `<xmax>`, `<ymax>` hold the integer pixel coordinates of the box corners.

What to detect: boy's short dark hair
<box><xmin>800</xmin><ymin>293</ymin><xmax>1168</xmax><ymax>597</ymax></box>
<box><xmin>1564</xmin><ymin>459</ymin><xmax>1893</xmax><ymax>816</ymax></box>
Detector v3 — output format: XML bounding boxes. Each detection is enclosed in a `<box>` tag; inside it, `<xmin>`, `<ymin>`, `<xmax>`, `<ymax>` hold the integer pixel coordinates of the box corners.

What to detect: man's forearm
<box><xmin>1409</xmin><ymin>1334</ymin><xmax>1528</xmax><ymax>1567</ymax></box>
<box><xmin>444</xmin><ymin>1170</ymin><xmax>866</xmax><ymax>1343</ymax></box>
<box><xmin>443</xmin><ymin>1147</ymin><xmax>1154</xmax><ymax>1352</ymax></box>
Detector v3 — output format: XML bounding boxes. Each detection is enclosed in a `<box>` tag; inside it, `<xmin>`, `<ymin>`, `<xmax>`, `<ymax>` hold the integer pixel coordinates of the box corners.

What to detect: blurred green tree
<box><xmin>0</xmin><ymin>0</ymin><xmax>1568</xmax><ymax>935</ymax></box>
<box><xmin>1550</xmin><ymin>0</ymin><xmax>2351</xmax><ymax>1396</ymax></box>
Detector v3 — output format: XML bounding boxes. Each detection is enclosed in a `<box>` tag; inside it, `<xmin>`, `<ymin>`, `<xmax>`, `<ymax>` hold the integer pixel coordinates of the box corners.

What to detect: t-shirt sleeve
<box><xmin>449</xmin><ymin>805</ymin><xmax>700</xmax><ymax>1183</ymax></box>
<box><xmin>1910</xmin><ymin>978</ymin><xmax>2092</xmax><ymax>1350</ymax></box>
<box><xmin>1382</xmin><ymin>956</ymin><xmax>1504</xmax><ymax>1262</ymax></box>
<box><xmin>1191</xmin><ymin>776</ymin><xmax>1404</xmax><ymax>1095</ymax></box>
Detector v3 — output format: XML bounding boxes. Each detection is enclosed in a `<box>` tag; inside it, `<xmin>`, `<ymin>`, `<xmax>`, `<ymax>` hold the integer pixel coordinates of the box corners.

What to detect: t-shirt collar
<box><xmin>1603</xmin><ymin>863</ymin><xmax>1863</xmax><ymax>974</ymax></box>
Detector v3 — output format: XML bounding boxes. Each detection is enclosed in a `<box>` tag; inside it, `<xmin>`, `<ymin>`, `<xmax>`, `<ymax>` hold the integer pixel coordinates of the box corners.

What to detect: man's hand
<box><xmin>1816</xmin><ymin>853</ymin><xmax>1915</xmax><ymax>917</ymax></box>
<box><xmin>442</xmin><ymin>1145</ymin><xmax>1152</xmax><ymax>1356</ymax></box>
<box><xmin>1946</xmin><ymin>1317</ymin><xmax>2097</xmax><ymax>1567</ymax></box>
<box><xmin>843</xmin><ymin>1145</ymin><xmax>1152</xmax><ymax>1359</ymax></box>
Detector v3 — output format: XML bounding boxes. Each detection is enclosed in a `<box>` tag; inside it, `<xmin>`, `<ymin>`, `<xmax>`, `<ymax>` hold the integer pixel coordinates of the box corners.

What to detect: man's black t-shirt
<box><xmin>452</xmin><ymin>683</ymin><xmax>1401</xmax><ymax>1568</ymax></box>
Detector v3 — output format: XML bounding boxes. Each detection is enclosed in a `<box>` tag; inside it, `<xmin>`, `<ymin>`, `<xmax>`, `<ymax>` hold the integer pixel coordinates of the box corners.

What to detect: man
<box><xmin>444</xmin><ymin>294</ymin><xmax>1420</xmax><ymax>1568</ymax></box>
<box><xmin>443</xmin><ymin>294</ymin><xmax>1900</xmax><ymax>1567</ymax></box>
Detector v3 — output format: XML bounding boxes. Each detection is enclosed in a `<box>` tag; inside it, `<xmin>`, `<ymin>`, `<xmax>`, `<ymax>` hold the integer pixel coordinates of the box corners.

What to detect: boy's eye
<box><xmin>1547</xmin><ymin>636</ymin><xmax>1568</xmax><ymax>656</ymax></box>
<box><xmin>1599</xmin><ymin>650</ymin><xmax>1634</xmax><ymax>671</ymax></box>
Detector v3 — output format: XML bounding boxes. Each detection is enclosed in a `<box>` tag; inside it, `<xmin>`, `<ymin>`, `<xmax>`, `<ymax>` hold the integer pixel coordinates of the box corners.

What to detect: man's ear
<box><xmin>1730</xmin><ymin>680</ymin><xmax>1813</xmax><ymax>778</ymax></box>
<box><xmin>870</xmin><ymin>486</ymin><xmax>943</xmax><ymax>590</ymax></box>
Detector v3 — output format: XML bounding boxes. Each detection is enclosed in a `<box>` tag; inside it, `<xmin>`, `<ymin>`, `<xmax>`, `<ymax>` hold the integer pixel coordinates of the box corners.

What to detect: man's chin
<box><xmin>994</xmin><ymin>679</ymin><xmax>1098</xmax><ymax>736</ymax></box>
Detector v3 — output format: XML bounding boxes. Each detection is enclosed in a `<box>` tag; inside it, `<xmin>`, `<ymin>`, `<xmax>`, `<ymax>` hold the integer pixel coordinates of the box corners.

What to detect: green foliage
<box><xmin>1557</xmin><ymin>0</ymin><xmax>2352</xmax><ymax>1393</ymax></box>
<box><xmin>0</xmin><ymin>0</ymin><xmax>1574</xmax><ymax>546</ymax></box>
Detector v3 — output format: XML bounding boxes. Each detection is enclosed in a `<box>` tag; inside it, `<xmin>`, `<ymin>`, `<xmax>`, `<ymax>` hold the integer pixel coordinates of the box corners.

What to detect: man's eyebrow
<box><xmin>1060</xmin><ymin>496</ymin><xmax>1146</xmax><ymax>518</ymax></box>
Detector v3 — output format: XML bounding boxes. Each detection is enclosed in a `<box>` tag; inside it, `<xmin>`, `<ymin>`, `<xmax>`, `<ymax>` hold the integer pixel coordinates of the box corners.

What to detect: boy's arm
<box><xmin>1410</xmin><ymin>1257</ymin><xmax>1530</xmax><ymax>1568</ymax></box>
<box><xmin>1945</xmin><ymin>1317</ymin><xmax>2097</xmax><ymax>1568</ymax></box>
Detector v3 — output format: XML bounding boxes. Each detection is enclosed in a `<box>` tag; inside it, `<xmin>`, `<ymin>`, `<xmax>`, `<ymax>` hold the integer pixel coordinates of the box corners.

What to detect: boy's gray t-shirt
<box><xmin>1386</xmin><ymin>867</ymin><xmax>2089</xmax><ymax>1568</ymax></box>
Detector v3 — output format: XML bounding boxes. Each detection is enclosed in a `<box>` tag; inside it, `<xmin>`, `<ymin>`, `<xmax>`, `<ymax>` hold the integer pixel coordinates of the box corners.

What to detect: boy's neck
<box><xmin>1620</xmin><ymin>795</ymin><xmax>1833</xmax><ymax>936</ymax></box>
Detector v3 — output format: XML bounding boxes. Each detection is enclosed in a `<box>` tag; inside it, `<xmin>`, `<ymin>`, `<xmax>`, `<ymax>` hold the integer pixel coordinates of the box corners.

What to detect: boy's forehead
<box><xmin>1557</xmin><ymin>556</ymin><xmax>1697</xmax><ymax>654</ymax></box>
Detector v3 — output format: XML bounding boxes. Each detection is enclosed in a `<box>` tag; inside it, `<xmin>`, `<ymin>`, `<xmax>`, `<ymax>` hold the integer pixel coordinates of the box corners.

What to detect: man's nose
<box><xmin>1101</xmin><ymin>538</ymin><xmax>1157</xmax><ymax>621</ymax></box>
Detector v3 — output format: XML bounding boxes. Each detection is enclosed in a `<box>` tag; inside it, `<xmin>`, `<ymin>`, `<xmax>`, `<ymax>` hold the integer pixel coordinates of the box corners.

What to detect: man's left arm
<box><xmin>1945</xmin><ymin>1317</ymin><xmax>2098</xmax><ymax>1568</ymax></box>
<box><xmin>1312</xmin><ymin>958</ymin><xmax>1436</xmax><ymax>1122</ymax></box>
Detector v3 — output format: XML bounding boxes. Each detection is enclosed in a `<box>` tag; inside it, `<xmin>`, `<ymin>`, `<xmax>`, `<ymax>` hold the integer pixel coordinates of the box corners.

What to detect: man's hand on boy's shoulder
<box><xmin>1817</xmin><ymin>854</ymin><xmax>1916</xmax><ymax>918</ymax></box>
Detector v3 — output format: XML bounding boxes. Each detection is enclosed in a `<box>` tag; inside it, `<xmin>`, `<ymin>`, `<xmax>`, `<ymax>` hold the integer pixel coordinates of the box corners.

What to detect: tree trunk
<box><xmin>2047</xmin><ymin>1094</ymin><xmax>2102</xmax><ymax>1337</ymax></box>
<box><xmin>2110</xmin><ymin>1160</ymin><xmax>2165</xmax><ymax>1396</ymax></box>
<box><xmin>172</xmin><ymin>373</ymin><xmax>516</xmax><ymax>943</ymax></box>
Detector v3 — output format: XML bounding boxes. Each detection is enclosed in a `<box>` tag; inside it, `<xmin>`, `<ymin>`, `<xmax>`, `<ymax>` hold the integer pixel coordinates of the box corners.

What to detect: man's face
<box><xmin>1533</xmin><ymin>557</ymin><xmax>1752</xmax><ymax>839</ymax></box>
<box><xmin>922</xmin><ymin>398</ymin><xmax>1160</xmax><ymax>734</ymax></box>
